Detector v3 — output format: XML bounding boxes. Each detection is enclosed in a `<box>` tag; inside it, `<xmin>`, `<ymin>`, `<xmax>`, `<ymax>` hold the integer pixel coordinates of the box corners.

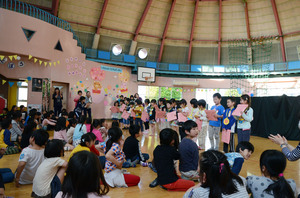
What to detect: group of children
<box><xmin>0</xmin><ymin>90</ymin><xmax>299</xmax><ymax>198</ymax></box>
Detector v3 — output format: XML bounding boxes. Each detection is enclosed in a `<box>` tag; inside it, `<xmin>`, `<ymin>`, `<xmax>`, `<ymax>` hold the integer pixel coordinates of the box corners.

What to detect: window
<box><xmin>17</xmin><ymin>82</ymin><xmax>28</xmax><ymax>107</ymax></box>
<box><xmin>138</xmin><ymin>86</ymin><xmax>182</xmax><ymax>101</ymax></box>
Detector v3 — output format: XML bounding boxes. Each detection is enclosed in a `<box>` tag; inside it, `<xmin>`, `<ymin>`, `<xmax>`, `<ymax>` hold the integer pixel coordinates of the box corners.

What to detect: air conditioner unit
<box><xmin>173</xmin><ymin>80</ymin><xmax>199</xmax><ymax>86</ymax></box>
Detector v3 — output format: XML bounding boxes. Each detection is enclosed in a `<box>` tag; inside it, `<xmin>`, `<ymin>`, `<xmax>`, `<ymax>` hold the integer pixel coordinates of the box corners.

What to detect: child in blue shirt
<box><xmin>222</xmin><ymin>97</ymin><xmax>236</xmax><ymax>153</ymax></box>
<box><xmin>225</xmin><ymin>141</ymin><xmax>254</xmax><ymax>175</ymax></box>
<box><xmin>208</xmin><ymin>93</ymin><xmax>225</xmax><ymax>150</ymax></box>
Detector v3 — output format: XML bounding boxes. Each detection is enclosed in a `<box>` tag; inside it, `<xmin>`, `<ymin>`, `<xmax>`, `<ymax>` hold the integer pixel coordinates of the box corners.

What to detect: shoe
<box><xmin>149</xmin><ymin>178</ymin><xmax>158</xmax><ymax>188</ymax></box>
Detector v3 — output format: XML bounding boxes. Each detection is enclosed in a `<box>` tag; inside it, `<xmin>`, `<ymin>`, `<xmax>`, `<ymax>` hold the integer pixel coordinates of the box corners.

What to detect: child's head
<box><xmin>68</xmin><ymin>118</ymin><xmax>77</xmax><ymax>129</ymax></box>
<box><xmin>150</xmin><ymin>99</ymin><xmax>156</xmax><ymax>105</ymax></box>
<box><xmin>227</xmin><ymin>97</ymin><xmax>236</xmax><ymax>108</ymax></box>
<box><xmin>79</xmin><ymin>116</ymin><xmax>87</xmax><ymax>124</ymax></box>
<box><xmin>114</xmin><ymin>101</ymin><xmax>119</xmax><ymax>107</ymax></box>
<box><xmin>30</xmin><ymin>129</ymin><xmax>49</xmax><ymax>147</ymax></box>
<box><xmin>180</xmin><ymin>99</ymin><xmax>187</xmax><ymax>107</ymax></box>
<box><xmin>259</xmin><ymin>150</ymin><xmax>294</xmax><ymax>198</ymax></box>
<box><xmin>158</xmin><ymin>98</ymin><xmax>165</xmax><ymax>106</ymax></box>
<box><xmin>79</xmin><ymin>96</ymin><xmax>85</xmax><ymax>103</ymax></box>
<box><xmin>62</xmin><ymin>151</ymin><xmax>109</xmax><ymax>197</ymax></box>
<box><xmin>105</xmin><ymin>127</ymin><xmax>123</xmax><ymax>154</ymax></box>
<box><xmin>183</xmin><ymin>120</ymin><xmax>198</xmax><ymax>138</ymax></box>
<box><xmin>86</xmin><ymin>117</ymin><xmax>92</xmax><ymax>125</ymax></box>
<box><xmin>129</xmin><ymin>102</ymin><xmax>135</xmax><ymax>108</ymax></box>
<box><xmin>111</xmin><ymin>120</ymin><xmax>119</xmax><ymax>128</ymax></box>
<box><xmin>68</xmin><ymin>111</ymin><xmax>76</xmax><ymax>119</ymax></box>
<box><xmin>119</xmin><ymin>100</ymin><xmax>124</xmax><ymax>106</ymax></box>
<box><xmin>125</xmin><ymin>98</ymin><xmax>130</xmax><ymax>104</ymax></box>
<box><xmin>159</xmin><ymin>128</ymin><xmax>178</xmax><ymax>147</ymax></box>
<box><xmin>213</xmin><ymin>93</ymin><xmax>222</xmax><ymax>105</ymax></box>
<box><xmin>170</xmin><ymin>98</ymin><xmax>176</xmax><ymax>107</ymax></box>
<box><xmin>198</xmin><ymin>99</ymin><xmax>206</xmax><ymax>109</ymax></box>
<box><xmin>44</xmin><ymin>112</ymin><xmax>51</xmax><ymax>119</ymax></box>
<box><xmin>166</xmin><ymin>100</ymin><xmax>172</xmax><ymax>109</ymax></box>
<box><xmin>55</xmin><ymin>117</ymin><xmax>67</xmax><ymax>132</ymax></box>
<box><xmin>129</xmin><ymin>125</ymin><xmax>141</xmax><ymax>138</ymax></box>
<box><xmin>99</xmin><ymin>119</ymin><xmax>107</xmax><ymax>128</ymax></box>
<box><xmin>2</xmin><ymin>108</ymin><xmax>8</xmax><ymax>114</ymax></box>
<box><xmin>12</xmin><ymin>111</ymin><xmax>22</xmax><ymax>121</ymax></box>
<box><xmin>80</xmin><ymin>133</ymin><xmax>96</xmax><ymax>148</ymax></box>
<box><xmin>134</xmin><ymin>93</ymin><xmax>140</xmax><ymax>99</ymax></box>
<box><xmin>78</xmin><ymin>90</ymin><xmax>82</xmax><ymax>96</ymax></box>
<box><xmin>144</xmin><ymin>99</ymin><xmax>150</xmax><ymax>105</ymax></box>
<box><xmin>135</xmin><ymin>99</ymin><xmax>142</xmax><ymax>106</ymax></box>
<box><xmin>199</xmin><ymin>150</ymin><xmax>243</xmax><ymax>197</ymax></box>
<box><xmin>29</xmin><ymin>109</ymin><xmax>37</xmax><ymax>118</ymax></box>
<box><xmin>2</xmin><ymin>119</ymin><xmax>12</xmax><ymax>129</ymax></box>
<box><xmin>240</xmin><ymin>94</ymin><xmax>251</xmax><ymax>107</ymax></box>
<box><xmin>44</xmin><ymin>139</ymin><xmax>64</xmax><ymax>158</ymax></box>
<box><xmin>92</xmin><ymin>119</ymin><xmax>101</xmax><ymax>130</ymax></box>
<box><xmin>20</xmin><ymin>105</ymin><xmax>25</xmax><ymax>112</ymax></box>
<box><xmin>190</xmin><ymin>98</ymin><xmax>198</xmax><ymax>108</ymax></box>
<box><xmin>11</xmin><ymin>105</ymin><xmax>17</xmax><ymax>112</ymax></box>
<box><xmin>23</xmin><ymin>121</ymin><xmax>37</xmax><ymax>135</ymax></box>
<box><xmin>236</xmin><ymin>141</ymin><xmax>254</xmax><ymax>160</ymax></box>
<box><xmin>61</xmin><ymin>111</ymin><xmax>68</xmax><ymax>119</ymax></box>
<box><xmin>120</xmin><ymin>95</ymin><xmax>124</xmax><ymax>99</ymax></box>
<box><xmin>86</xmin><ymin>91</ymin><xmax>91</xmax><ymax>97</ymax></box>
<box><xmin>130</xmin><ymin>95</ymin><xmax>134</xmax><ymax>100</ymax></box>
<box><xmin>36</xmin><ymin>112</ymin><xmax>42</xmax><ymax>119</ymax></box>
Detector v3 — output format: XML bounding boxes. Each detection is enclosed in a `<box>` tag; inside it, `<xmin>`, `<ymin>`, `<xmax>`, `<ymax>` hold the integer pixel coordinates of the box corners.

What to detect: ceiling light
<box><xmin>138</xmin><ymin>48</ymin><xmax>148</xmax><ymax>59</ymax></box>
<box><xmin>112</xmin><ymin>44</ymin><xmax>122</xmax><ymax>56</ymax></box>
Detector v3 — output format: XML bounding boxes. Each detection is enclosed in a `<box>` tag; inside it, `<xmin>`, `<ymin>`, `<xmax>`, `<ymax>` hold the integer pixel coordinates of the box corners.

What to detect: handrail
<box><xmin>0</xmin><ymin>0</ymin><xmax>84</xmax><ymax>52</ymax></box>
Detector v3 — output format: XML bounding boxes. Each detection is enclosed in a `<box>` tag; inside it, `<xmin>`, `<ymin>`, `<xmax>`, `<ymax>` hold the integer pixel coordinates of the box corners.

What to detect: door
<box><xmin>50</xmin><ymin>82</ymin><xmax>69</xmax><ymax>111</ymax></box>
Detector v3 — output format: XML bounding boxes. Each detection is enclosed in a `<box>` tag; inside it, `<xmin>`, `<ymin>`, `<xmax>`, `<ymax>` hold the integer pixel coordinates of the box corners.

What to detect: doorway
<box><xmin>50</xmin><ymin>82</ymin><xmax>69</xmax><ymax>111</ymax></box>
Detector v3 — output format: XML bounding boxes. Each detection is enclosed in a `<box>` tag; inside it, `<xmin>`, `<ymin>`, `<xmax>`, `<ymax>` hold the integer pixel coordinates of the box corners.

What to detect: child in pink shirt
<box><xmin>53</xmin><ymin>117</ymin><xmax>74</xmax><ymax>151</ymax></box>
<box><xmin>91</xmin><ymin>119</ymin><xmax>104</xmax><ymax>143</ymax></box>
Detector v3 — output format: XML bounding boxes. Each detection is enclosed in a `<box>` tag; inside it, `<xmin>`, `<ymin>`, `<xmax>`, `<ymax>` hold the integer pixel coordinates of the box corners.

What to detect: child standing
<box><xmin>246</xmin><ymin>150</ymin><xmax>297</xmax><ymax>198</ymax></box>
<box><xmin>144</xmin><ymin>99</ymin><xmax>151</xmax><ymax>133</ymax></box>
<box><xmin>208</xmin><ymin>93</ymin><xmax>225</xmax><ymax>150</ymax></box>
<box><xmin>104</xmin><ymin>127</ymin><xmax>140</xmax><ymax>187</ymax></box>
<box><xmin>157</xmin><ymin>98</ymin><xmax>167</xmax><ymax>131</ymax></box>
<box><xmin>184</xmin><ymin>150</ymin><xmax>248</xmax><ymax>198</ymax></box>
<box><xmin>235</xmin><ymin>94</ymin><xmax>253</xmax><ymax>143</ymax></box>
<box><xmin>10</xmin><ymin>111</ymin><xmax>23</xmax><ymax>143</ymax></box>
<box><xmin>134</xmin><ymin>99</ymin><xmax>144</xmax><ymax>132</ymax></box>
<box><xmin>165</xmin><ymin>100</ymin><xmax>174</xmax><ymax>128</ymax></box>
<box><xmin>110</xmin><ymin>101</ymin><xmax>120</xmax><ymax>121</ymax></box>
<box><xmin>122</xmin><ymin>98</ymin><xmax>130</xmax><ymax>130</ymax></box>
<box><xmin>188</xmin><ymin>99</ymin><xmax>199</xmax><ymax>121</ymax></box>
<box><xmin>178</xmin><ymin>99</ymin><xmax>190</xmax><ymax>141</ymax></box>
<box><xmin>119</xmin><ymin>100</ymin><xmax>124</xmax><ymax>129</ymax></box>
<box><xmin>179</xmin><ymin>121</ymin><xmax>199</xmax><ymax>181</ymax></box>
<box><xmin>222</xmin><ymin>97</ymin><xmax>236</xmax><ymax>153</ymax></box>
<box><xmin>149</xmin><ymin>99</ymin><xmax>157</xmax><ymax>136</ymax></box>
<box><xmin>154</xmin><ymin>128</ymin><xmax>195</xmax><ymax>191</ymax></box>
<box><xmin>195</xmin><ymin>99</ymin><xmax>208</xmax><ymax>150</ymax></box>
<box><xmin>74</xmin><ymin>96</ymin><xmax>86</xmax><ymax>119</ymax></box>
<box><xmin>225</xmin><ymin>141</ymin><xmax>254</xmax><ymax>175</ymax></box>
<box><xmin>56</xmin><ymin>151</ymin><xmax>110</xmax><ymax>198</ymax></box>
<box><xmin>15</xmin><ymin>130</ymin><xmax>49</xmax><ymax>187</ymax></box>
<box><xmin>32</xmin><ymin>139</ymin><xmax>67</xmax><ymax>198</ymax></box>
<box><xmin>53</xmin><ymin>117</ymin><xmax>74</xmax><ymax>151</ymax></box>
<box><xmin>123</xmin><ymin>125</ymin><xmax>149</xmax><ymax>167</ymax></box>
<box><xmin>84</xmin><ymin>91</ymin><xmax>93</xmax><ymax>118</ymax></box>
<box><xmin>0</xmin><ymin>119</ymin><xmax>19</xmax><ymax>155</ymax></box>
<box><xmin>73</xmin><ymin>116</ymin><xmax>87</xmax><ymax>147</ymax></box>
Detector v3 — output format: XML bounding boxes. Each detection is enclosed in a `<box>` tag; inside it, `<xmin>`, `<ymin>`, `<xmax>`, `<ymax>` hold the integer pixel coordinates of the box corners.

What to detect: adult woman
<box><xmin>84</xmin><ymin>91</ymin><xmax>92</xmax><ymax>118</ymax></box>
<box><xmin>134</xmin><ymin>93</ymin><xmax>142</xmax><ymax>102</ymax></box>
<box><xmin>52</xmin><ymin>88</ymin><xmax>63</xmax><ymax>117</ymax></box>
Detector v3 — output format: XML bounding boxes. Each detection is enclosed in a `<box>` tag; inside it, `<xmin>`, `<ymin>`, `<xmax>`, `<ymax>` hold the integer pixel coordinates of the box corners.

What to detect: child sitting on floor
<box><xmin>91</xmin><ymin>119</ymin><xmax>104</xmax><ymax>143</ymax></box>
<box><xmin>99</xmin><ymin>119</ymin><xmax>108</xmax><ymax>142</ymax></box>
<box><xmin>15</xmin><ymin>129</ymin><xmax>49</xmax><ymax>187</ymax></box>
<box><xmin>184</xmin><ymin>150</ymin><xmax>248</xmax><ymax>198</ymax></box>
<box><xmin>56</xmin><ymin>151</ymin><xmax>110</xmax><ymax>198</ymax></box>
<box><xmin>123</xmin><ymin>125</ymin><xmax>149</xmax><ymax>167</ymax></box>
<box><xmin>66</xmin><ymin>118</ymin><xmax>77</xmax><ymax>145</ymax></box>
<box><xmin>20</xmin><ymin>121</ymin><xmax>37</xmax><ymax>149</ymax></box>
<box><xmin>225</xmin><ymin>141</ymin><xmax>254</xmax><ymax>175</ymax></box>
<box><xmin>104</xmin><ymin>127</ymin><xmax>140</xmax><ymax>187</ymax></box>
<box><xmin>53</xmin><ymin>117</ymin><xmax>74</xmax><ymax>151</ymax></box>
<box><xmin>73</xmin><ymin>116</ymin><xmax>87</xmax><ymax>147</ymax></box>
<box><xmin>32</xmin><ymin>139</ymin><xmax>67</xmax><ymax>198</ymax></box>
<box><xmin>0</xmin><ymin>119</ymin><xmax>19</xmax><ymax>155</ymax></box>
<box><xmin>246</xmin><ymin>150</ymin><xmax>297</xmax><ymax>198</ymax></box>
<box><xmin>42</xmin><ymin>112</ymin><xmax>56</xmax><ymax>131</ymax></box>
<box><xmin>153</xmin><ymin>128</ymin><xmax>195</xmax><ymax>191</ymax></box>
<box><xmin>179</xmin><ymin>120</ymin><xmax>199</xmax><ymax>181</ymax></box>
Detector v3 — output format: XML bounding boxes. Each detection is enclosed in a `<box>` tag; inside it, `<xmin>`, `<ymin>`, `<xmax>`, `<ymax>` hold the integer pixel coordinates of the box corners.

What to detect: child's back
<box><xmin>18</xmin><ymin>147</ymin><xmax>45</xmax><ymax>184</ymax></box>
<box><xmin>178</xmin><ymin>138</ymin><xmax>199</xmax><ymax>173</ymax></box>
<box><xmin>154</xmin><ymin>144</ymin><xmax>179</xmax><ymax>185</ymax></box>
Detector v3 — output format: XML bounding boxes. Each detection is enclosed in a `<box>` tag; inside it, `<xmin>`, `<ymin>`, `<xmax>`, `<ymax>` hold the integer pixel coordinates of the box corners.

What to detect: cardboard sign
<box><xmin>232</xmin><ymin>104</ymin><xmax>248</xmax><ymax>117</ymax></box>
<box><xmin>156</xmin><ymin>110</ymin><xmax>166</xmax><ymax>119</ymax></box>
<box><xmin>141</xmin><ymin>111</ymin><xmax>149</xmax><ymax>122</ymax></box>
<box><xmin>167</xmin><ymin>111</ymin><xmax>177</xmax><ymax>121</ymax></box>
<box><xmin>178</xmin><ymin>113</ymin><xmax>187</xmax><ymax>122</ymax></box>
<box><xmin>221</xmin><ymin>129</ymin><xmax>231</xmax><ymax>144</ymax></box>
<box><xmin>110</xmin><ymin>106</ymin><xmax>120</xmax><ymax>113</ymax></box>
<box><xmin>205</xmin><ymin>110</ymin><xmax>218</xmax><ymax>121</ymax></box>
<box><xmin>121</xmin><ymin>111</ymin><xmax>130</xmax><ymax>120</ymax></box>
<box><xmin>196</xmin><ymin>119</ymin><xmax>203</xmax><ymax>131</ymax></box>
<box><xmin>120</xmin><ymin>104</ymin><xmax>126</xmax><ymax>112</ymax></box>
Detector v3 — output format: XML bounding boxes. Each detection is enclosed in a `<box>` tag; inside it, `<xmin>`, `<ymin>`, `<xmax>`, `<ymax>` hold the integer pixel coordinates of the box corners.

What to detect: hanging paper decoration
<box><xmin>2</xmin><ymin>80</ymin><xmax>6</xmax><ymax>85</ymax></box>
<box><xmin>57</xmin><ymin>60</ymin><xmax>60</xmax><ymax>64</ymax></box>
<box><xmin>25</xmin><ymin>79</ymin><xmax>28</xmax><ymax>83</ymax></box>
<box><xmin>53</xmin><ymin>62</ymin><xmax>56</xmax><ymax>66</ymax></box>
<box><xmin>33</xmin><ymin>58</ymin><xmax>38</xmax><ymax>63</ymax></box>
<box><xmin>0</xmin><ymin>55</ymin><xmax>4</xmax><ymax>60</ymax></box>
<box><xmin>8</xmin><ymin>56</ymin><xmax>13</xmax><ymax>61</ymax></box>
<box><xmin>28</xmin><ymin>55</ymin><xmax>32</xmax><ymax>60</ymax></box>
<box><xmin>49</xmin><ymin>62</ymin><xmax>52</xmax><ymax>67</ymax></box>
<box><xmin>27</xmin><ymin>76</ymin><xmax>32</xmax><ymax>81</ymax></box>
<box><xmin>17</xmin><ymin>82</ymin><xmax>22</xmax><ymax>86</ymax></box>
<box><xmin>44</xmin><ymin>62</ymin><xmax>48</xmax><ymax>67</ymax></box>
<box><xmin>191</xmin><ymin>89</ymin><xmax>194</xmax><ymax>92</ymax></box>
<box><xmin>8</xmin><ymin>82</ymin><xmax>14</xmax><ymax>87</ymax></box>
<box><xmin>13</xmin><ymin>55</ymin><xmax>18</xmax><ymax>60</ymax></box>
<box><xmin>39</xmin><ymin>60</ymin><xmax>42</xmax><ymax>65</ymax></box>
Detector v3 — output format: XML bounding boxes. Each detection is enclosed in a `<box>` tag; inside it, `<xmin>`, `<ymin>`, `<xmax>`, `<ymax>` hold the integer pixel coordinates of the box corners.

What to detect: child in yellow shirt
<box><xmin>134</xmin><ymin>99</ymin><xmax>144</xmax><ymax>132</ymax></box>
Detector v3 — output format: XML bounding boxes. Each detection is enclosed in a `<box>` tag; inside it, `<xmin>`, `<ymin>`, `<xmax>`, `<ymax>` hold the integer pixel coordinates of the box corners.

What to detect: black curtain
<box><xmin>221</xmin><ymin>95</ymin><xmax>300</xmax><ymax>140</ymax></box>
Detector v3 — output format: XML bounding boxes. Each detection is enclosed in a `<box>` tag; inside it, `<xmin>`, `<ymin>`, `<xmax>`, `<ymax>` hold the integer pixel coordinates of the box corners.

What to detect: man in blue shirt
<box><xmin>208</xmin><ymin>93</ymin><xmax>225</xmax><ymax>150</ymax></box>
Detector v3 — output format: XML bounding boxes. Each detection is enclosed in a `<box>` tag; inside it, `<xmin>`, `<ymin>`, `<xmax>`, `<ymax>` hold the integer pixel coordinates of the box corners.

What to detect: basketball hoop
<box><xmin>145</xmin><ymin>76</ymin><xmax>153</xmax><ymax>85</ymax></box>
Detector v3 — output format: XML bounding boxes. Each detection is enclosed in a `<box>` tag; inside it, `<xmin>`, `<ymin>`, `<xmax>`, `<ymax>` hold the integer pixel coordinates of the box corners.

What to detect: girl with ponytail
<box><xmin>247</xmin><ymin>150</ymin><xmax>297</xmax><ymax>198</ymax></box>
<box><xmin>184</xmin><ymin>150</ymin><xmax>248</xmax><ymax>198</ymax></box>
<box><xmin>104</xmin><ymin>127</ymin><xmax>140</xmax><ymax>188</ymax></box>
